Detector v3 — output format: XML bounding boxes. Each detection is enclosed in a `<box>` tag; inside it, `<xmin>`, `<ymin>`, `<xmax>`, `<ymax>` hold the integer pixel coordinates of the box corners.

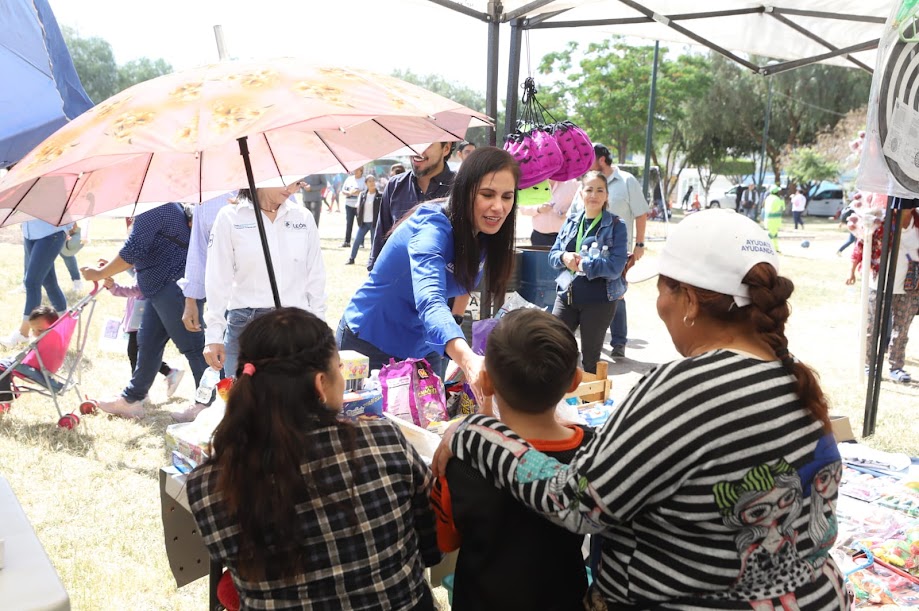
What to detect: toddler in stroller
<box><xmin>0</xmin><ymin>283</ymin><xmax>103</xmax><ymax>428</ymax></box>
<box><xmin>0</xmin><ymin>306</ymin><xmax>58</xmax><ymax>411</ymax></box>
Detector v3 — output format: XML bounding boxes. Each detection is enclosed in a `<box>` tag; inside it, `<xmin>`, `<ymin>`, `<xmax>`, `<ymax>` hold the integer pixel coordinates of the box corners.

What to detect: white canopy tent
<box><xmin>424</xmin><ymin>0</ymin><xmax>909</xmax><ymax>436</ymax></box>
<box><xmin>421</xmin><ymin>0</ymin><xmax>891</xmax><ymax>141</ymax></box>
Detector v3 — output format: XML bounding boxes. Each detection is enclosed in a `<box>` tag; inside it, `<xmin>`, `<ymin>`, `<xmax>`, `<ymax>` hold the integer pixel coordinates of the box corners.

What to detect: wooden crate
<box><xmin>564</xmin><ymin>360</ymin><xmax>611</xmax><ymax>403</ymax></box>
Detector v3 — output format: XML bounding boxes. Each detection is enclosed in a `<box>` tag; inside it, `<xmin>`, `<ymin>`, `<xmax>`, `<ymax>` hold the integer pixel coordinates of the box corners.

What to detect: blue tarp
<box><xmin>0</xmin><ymin>0</ymin><xmax>93</xmax><ymax>168</ymax></box>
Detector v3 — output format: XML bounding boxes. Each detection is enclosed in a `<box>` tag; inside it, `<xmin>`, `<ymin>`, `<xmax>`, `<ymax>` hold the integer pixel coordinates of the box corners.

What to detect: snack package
<box><xmin>413</xmin><ymin>360</ymin><xmax>448</xmax><ymax>428</ymax></box>
<box><xmin>445</xmin><ymin>382</ymin><xmax>477</xmax><ymax>418</ymax></box>
<box><xmin>379</xmin><ymin>358</ymin><xmax>447</xmax><ymax>428</ymax></box>
<box><xmin>341</xmin><ymin>388</ymin><xmax>383</xmax><ymax>421</ymax></box>
<box><xmin>380</xmin><ymin>358</ymin><xmax>415</xmax><ymax>423</ymax></box>
<box><xmin>339</xmin><ymin>350</ymin><xmax>370</xmax><ymax>381</ymax></box>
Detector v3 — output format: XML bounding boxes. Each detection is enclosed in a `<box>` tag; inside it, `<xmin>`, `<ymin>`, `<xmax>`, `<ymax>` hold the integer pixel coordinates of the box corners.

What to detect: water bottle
<box><xmin>195</xmin><ymin>367</ymin><xmax>221</xmax><ymax>404</ymax></box>
<box><xmin>588</xmin><ymin>242</ymin><xmax>600</xmax><ymax>261</ymax></box>
<box><xmin>578</xmin><ymin>245</ymin><xmax>590</xmax><ymax>275</ymax></box>
<box><xmin>601</xmin><ymin>245</ymin><xmax>609</xmax><ymax>259</ymax></box>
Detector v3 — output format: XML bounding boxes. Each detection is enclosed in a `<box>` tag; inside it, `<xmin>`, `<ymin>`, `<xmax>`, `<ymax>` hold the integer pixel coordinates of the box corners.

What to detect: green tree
<box><xmin>784</xmin><ymin>147</ymin><xmax>840</xmax><ymax>200</ymax></box>
<box><xmin>537</xmin><ymin>39</ymin><xmax>710</xmax><ymax>204</ymax></box>
<box><xmin>391</xmin><ymin>69</ymin><xmax>503</xmax><ymax>146</ymax></box>
<box><xmin>117</xmin><ymin>58</ymin><xmax>173</xmax><ymax>93</ymax></box>
<box><xmin>62</xmin><ymin>27</ymin><xmax>172</xmax><ymax>103</ymax></box>
<box><xmin>62</xmin><ymin>26</ymin><xmax>118</xmax><ymax>103</ymax></box>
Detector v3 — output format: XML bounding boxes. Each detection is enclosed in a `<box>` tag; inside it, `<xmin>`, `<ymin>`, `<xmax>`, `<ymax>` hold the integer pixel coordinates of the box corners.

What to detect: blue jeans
<box><xmin>838</xmin><ymin>232</ymin><xmax>856</xmax><ymax>253</ymax></box>
<box><xmin>793</xmin><ymin>210</ymin><xmax>804</xmax><ymax>229</ymax></box>
<box><xmin>224</xmin><ymin>307</ymin><xmax>273</xmax><ymax>378</ymax></box>
<box><xmin>349</xmin><ymin>223</ymin><xmax>373</xmax><ymax>260</ymax></box>
<box><xmin>336</xmin><ymin>319</ymin><xmax>445</xmax><ymax>380</ymax></box>
<box><xmin>343</xmin><ymin>205</ymin><xmax>358</xmax><ymax>244</ymax></box>
<box><xmin>59</xmin><ymin>252</ymin><xmax>80</xmax><ymax>281</ymax></box>
<box><xmin>23</xmin><ymin>231</ymin><xmax>67</xmax><ymax>317</ymax></box>
<box><xmin>609</xmin><ymin>297</ymin><xmax>627</xmax><ymax>347</ymax></box>
<box><xmin>123</xmin><ymin>281</ymin><xmax>207</xmax><ymax>402</ymax></box>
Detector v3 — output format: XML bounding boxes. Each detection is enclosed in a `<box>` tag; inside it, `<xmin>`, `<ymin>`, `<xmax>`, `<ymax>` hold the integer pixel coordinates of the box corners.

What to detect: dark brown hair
<box><xmin>484</xmin><ymin>309</ymin><xmax>579</xmax><ymax>413</ymax></box>
<box><xmin>28</xmin><ymin>305</ymin><xmax>59</xmax><ymax>325</ymax></box>
<box><xmin>447</xmin><ymin>146</ymin><xmax>519</xmax><ymax>297</ymax></box>
<box><xmin>207</xmin><ymin>308</ymin><xmax>354</xmax><ymax>580</ymax></box>
<box><xmin>661</xmin><ymin>263</ymin><xmax>831</xmax><ymax>430</ymax></box>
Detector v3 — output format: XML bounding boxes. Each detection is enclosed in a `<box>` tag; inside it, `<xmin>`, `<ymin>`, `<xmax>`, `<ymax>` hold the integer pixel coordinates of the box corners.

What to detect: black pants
<box><xmin>530</xmin><ymin>230</ymin><xmax>558</xmax><ymax>247</ymax></box>
<box><xmin>343</xmin><ymin>205</ymin><xmax>358</xmax><ymax>244</ymax></box>
<box><xmin>304</xmin><ymin>200</ymin><xmax>322</xmax><ymax>228</ymax></box>
<box><xmin>127</xmin><ymin>330</ymin><xmax>171</xmax><ymax>378</ymax></box>
<box><xmin>552</xmin><ymin>297</ymin><xmax>618</xmax><ymax>374</ymax></box>
<box><xmin>409</xmin><ymin>585</ymin><xmax>435</xmax><ymax>611</ymax></box>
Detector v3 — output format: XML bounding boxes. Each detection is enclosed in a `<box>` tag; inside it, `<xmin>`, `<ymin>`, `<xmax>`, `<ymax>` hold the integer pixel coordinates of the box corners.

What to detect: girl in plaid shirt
<box><xmin>187</xmin><ymin>308</ymin><xmax>440</xmax><ymax>610</ymax></box>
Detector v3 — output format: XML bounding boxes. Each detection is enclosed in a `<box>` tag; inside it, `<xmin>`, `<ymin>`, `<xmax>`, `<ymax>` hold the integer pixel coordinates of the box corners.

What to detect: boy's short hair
<box><xmin>484</xmin><ymin>309</ymin><xmax>579</xmax><ymax>413</ymax></box>
<box><xmin>28</xmin><ymin>305</ymin><xmax>59</xmax><ymax>325</ymax></box>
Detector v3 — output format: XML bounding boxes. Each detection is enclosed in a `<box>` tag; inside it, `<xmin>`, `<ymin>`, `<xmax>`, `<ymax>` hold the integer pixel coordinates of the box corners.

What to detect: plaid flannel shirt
<box><xmin>186</xmin><ymin>419</ymin><xmax>441</xmax><ymax>610</ymax></box>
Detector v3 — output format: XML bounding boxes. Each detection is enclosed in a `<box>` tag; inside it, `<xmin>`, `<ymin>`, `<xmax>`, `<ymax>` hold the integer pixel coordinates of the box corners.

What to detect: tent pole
<box><xmin>755</xmin><ymin>77</ymin><xmax>774</xmax><ymax>216</ymax></box>
<box><xmin>237</xmin><ymin>136</ymin><xmax>282</xmax><ymax>309</ymax></box>
<box><xmin>504</xmin><ymin>18</ymin><xmax>524</xmax><ymax>142</ymax></box>
<box><xmin>641</xmin><ymin>40</ymin><xmax>660</xmax><ymax>200</ymax></box>
<box><xmin>485</xmin><ymin>1</ymin><xmax>502</xmax><ymax>148</ymax></box>
<box><xmin>863</xmin><ymin>199</ymin><xmax>906</xmax><ymax>436</ymax></box>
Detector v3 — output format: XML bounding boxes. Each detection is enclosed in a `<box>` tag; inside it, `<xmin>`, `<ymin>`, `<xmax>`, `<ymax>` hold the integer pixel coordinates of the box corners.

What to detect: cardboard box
<box><xmin>339</xmin><ymin>350</ymin><xmax>370</xmax><ymax>381</ymax></box>
<box><xmin>830</xmin><ymin>415</ymin><xmax>855</xmax><ymax>442</ymax></box>
<box><xmin>341</xmin><ymin>388</ymin><xmax>383</xmax><ymax>420</ymax></box>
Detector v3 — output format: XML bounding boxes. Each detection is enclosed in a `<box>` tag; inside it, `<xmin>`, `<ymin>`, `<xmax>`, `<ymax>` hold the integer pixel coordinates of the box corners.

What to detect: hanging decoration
<box><xmin>503</xmin><ymin>78</ymin><xmax>595</xmax><ymax>189</ymax></box>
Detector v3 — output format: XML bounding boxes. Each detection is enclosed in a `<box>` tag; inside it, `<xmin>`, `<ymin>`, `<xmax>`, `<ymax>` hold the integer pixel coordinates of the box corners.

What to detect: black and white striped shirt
<box><xmin>451</xmin><ymin>350</ymin><xmax>848</xmax><ymax>610</ymax></box>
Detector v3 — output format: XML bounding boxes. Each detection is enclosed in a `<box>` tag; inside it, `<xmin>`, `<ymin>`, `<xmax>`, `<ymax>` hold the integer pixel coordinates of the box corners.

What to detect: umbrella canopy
<box><xmin>0</xmin><ymin>58</ymin><xmax>492</xmax><ymax>226</ymax></box>
<box><xmin>0</xmin><ymin>0</ymin><xmax>93</xmax><ymax>168</ymax></box>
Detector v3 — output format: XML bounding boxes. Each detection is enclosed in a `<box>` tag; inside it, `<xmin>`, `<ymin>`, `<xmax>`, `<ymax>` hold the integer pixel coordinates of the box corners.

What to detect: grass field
<box><xmin>0</xmin><ymin>207</ymin><xmax>916</xmax><ymax>610</ymax></box>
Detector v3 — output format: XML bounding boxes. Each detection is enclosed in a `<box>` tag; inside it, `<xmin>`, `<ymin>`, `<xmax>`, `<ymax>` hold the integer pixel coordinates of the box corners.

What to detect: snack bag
<box><xmin>445</xmin><ymin>382</ymin><xmax>477</xmax><ymax>418</ymax></box>
<box><xmin>380</xmin><ymin>358</ymin><xmax>448</xmax><ymax>428</ymax></box>
<box><xmin>413</xmin><ymin>359</ymin><xmax>448</xmax><ymax>428</ymax></box>
<box><xmin>380</xmin><ymin>358</ymin><xmax>416</xmax><ymax>424</ymax></box>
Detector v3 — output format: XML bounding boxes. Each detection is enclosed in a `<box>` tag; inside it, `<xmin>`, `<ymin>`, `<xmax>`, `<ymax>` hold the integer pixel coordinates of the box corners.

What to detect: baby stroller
<box><xmin>0</xmin><ymin>282</ymin><xmax>104</xmax><ymax>429</ymax></box>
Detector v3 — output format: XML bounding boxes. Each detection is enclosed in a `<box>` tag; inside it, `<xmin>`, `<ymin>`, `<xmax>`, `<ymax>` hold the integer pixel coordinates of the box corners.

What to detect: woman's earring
<box><xmin>682</xmin><ymin>315</ymin><xmax>695</xmax><ymax>328</ymax></box>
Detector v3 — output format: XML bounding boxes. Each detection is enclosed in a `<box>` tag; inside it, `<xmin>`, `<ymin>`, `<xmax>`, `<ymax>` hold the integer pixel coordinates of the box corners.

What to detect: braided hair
<box><xmin>662</xmin><ymin>263</ymin><xmax>831</xmax><ymax>431</ymax></box>
<box><xmin>208</xmin><ymin>308</ymin><xmax>356</xmax><ymax>580</ymax></box>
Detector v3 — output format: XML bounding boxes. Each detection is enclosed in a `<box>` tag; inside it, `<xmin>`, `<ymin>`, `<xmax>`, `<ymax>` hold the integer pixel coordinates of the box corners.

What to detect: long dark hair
<box><xmin>661</xmin><ymin>263</ymin><xmax>831</xmax><ymax>430</ymax></box>
<box><xmin>447</xmin><ymin>146</ymin><xmax>519</xmax><ymax>296</ymax></box>
<box><xmin>207</xmin><ymin>308</ymin><xmax>352</xmax><ymax>580</ymax></box>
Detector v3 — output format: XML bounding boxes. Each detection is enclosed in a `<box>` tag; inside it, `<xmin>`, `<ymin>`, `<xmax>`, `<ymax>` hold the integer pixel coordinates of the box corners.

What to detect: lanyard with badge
<box><xmin>559</xmin><ymin>214</ymin><xmax>601</xmax><ymax>305</ymax></box>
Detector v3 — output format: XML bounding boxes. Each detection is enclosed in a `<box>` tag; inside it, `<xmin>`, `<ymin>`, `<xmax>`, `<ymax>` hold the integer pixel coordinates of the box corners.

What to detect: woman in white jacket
<box><xmin>204</xmin><ymin>182</ymin><xmax>327</xmax><ymax>378</ymax></box>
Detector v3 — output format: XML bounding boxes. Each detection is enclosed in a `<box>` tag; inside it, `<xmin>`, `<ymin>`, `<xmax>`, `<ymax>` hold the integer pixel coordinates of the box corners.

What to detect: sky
<box><xmin>47</xmin><ymin>0</ymin><xmax>611</xmax><ymax>96</ymax></box>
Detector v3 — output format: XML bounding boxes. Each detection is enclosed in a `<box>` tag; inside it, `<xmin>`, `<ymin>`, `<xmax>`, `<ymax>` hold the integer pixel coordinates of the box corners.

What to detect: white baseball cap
<box><xmin>626</xmin><ymin>209</ymin><xmax>779</xmax><ymax>307</ymax></box>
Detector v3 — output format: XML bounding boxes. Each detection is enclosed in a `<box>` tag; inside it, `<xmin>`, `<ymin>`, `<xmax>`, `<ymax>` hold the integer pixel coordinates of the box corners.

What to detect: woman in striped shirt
<box><xmin>434</xmin><ymin>209</ymin><xmax>849</xmax><ymax>610</ymax></box>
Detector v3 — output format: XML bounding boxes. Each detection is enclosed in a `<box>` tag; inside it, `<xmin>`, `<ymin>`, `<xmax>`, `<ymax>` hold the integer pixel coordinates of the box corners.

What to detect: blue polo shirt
<box><xmin>343</xmin><ymin>203</ymin><xmax>480</xmax><ymax>359</ymax></box>
<box><xmin>119</xmin><ymin>203</ymin><xmax>189</xmax><ymax>298</ymax></box>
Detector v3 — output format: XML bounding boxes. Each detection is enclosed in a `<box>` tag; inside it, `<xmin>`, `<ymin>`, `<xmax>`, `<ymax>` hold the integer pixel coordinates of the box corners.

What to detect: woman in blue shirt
<box><xmin>338</xmin><ymin>147</ymin><xmax>518</xmax><ymax>400</ymax></box>
<box><xmin>2</xmin><ymin>220</ymin><xmax>70</xmax><ymax>347</ymax></box>
<box><xmin>549</xmin><ymin>171</ymin><xmax>628</xmax><ymax>373</ymax></box>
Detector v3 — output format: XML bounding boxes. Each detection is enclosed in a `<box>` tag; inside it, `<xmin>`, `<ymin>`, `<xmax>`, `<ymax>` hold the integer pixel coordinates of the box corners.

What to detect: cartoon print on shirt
<box><xmin>712</xmin><ymin>460</ymin><xmax>813</xmax><ymax>611</ymax></box>
<box><xmin>798</xmin><ymin>433</ymin><xmax>843</xmax><ymax>562</ymax></box>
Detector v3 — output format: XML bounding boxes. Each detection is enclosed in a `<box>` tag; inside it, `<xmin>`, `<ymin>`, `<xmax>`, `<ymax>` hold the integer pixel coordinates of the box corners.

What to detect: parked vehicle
<box><xmin>806</xmin><ymin>182</ymin><xmax>845</xmax><ymax>217</ymax></box>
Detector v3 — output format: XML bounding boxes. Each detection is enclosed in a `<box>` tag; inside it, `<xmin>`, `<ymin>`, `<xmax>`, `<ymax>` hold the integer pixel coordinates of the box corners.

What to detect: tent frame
<box><xmin>425</xmin><ymin>0</ymin><xmax>901</xmax><ymax>435</ymax></box>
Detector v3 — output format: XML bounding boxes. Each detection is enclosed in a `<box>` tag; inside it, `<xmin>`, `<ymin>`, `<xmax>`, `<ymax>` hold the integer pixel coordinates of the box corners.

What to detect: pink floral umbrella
<box><xmin>0</xmin><ymin>58</ymin><xmax>491</xmax><ymax>305</ymax></box>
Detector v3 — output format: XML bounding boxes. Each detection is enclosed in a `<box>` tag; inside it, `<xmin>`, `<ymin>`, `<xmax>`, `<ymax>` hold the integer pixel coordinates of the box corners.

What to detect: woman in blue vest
<box><xmin>337</xmin><ymin>147</ymin><xmax>518</xmax><ymax>401</ymax></box>
<box><xmin>549</xmin><ymin>171</ymin><xmax>628</xmax><ymax>373</ymax></box>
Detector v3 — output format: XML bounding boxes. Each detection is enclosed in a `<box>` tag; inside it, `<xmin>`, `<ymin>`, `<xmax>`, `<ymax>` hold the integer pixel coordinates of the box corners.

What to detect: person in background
<box><xmin>734</xmin><ymin>183</ymin><xmax>744</xmax><ymax>212</ymax></box>
<box><xmin>741</xmin><ymin>183</ymin><xmax>758</xmax><ymax>220</ymax></box>
<box><xmin>346</xmin><ymin>175</ymin><xmax>383</xmax><ymax>266</ymax></box>
<box><xmin>339</xmin><ymin>147</ymin><xmax>517</xmax><ymax>399</ymax></box>
<box><xmin>435</xmin><ymin>209</ymin><xmax>849</xmax><ymax>611</ymax></box>
<box><xmin>570</xmin><ymin>143</ymin><xmax>649</xmax><ymax>359</ymax></box>
<box><xmin>764</xmin><ymin>185</ymin><xmax>786</xmax><ymax>253</ymax></box>
<box><xmin>204</xmin><ymin>183</ymin><xmax>326</xmax><ymax>380</ymax></box>
<box><xmin>791</xmin><ymin>186</ymin><xmax>807</xmax><ymax>230</ymax></box>
<box><xmin>104</xmin><ymin>272</ymin><xmax>184</xmax><ymax>398</ymax></box>
<box><xmin>368</xmin><ymin>142</ymin><xmax>455</xmax><ymax>271</ymax></box>
<box><xmin>58</xmin><ymin>223</ymin><xmax>85</xmax><ymax>292</ymax></box>
<box><xmin>431</xmin><ymin>309</ymin><xmax>592</xmax><ymax>611</ymax></box>
<box><xmin>847</xmin><ymin>208</ymin><xmax>919</xmax><ymax>383</ymax></box>
<box><xmin>1</xmin><ymin>219</ymin><xmax>70</xmax><ymax>348</ymax></box>
<box><xmin>186</xmin><ymin>308</ymin><xmax>441</xmax><ymax>611</ymax></box>
<box><xmin>520</xmin><ymin>178</ymin><xmax>579</xmax><ymax>247</ymax></box>
<box><xmin>180</xmin><ymin>192</ymin><xmax>236</xmax><ymax>335</ymax></box>
<box><xmin>550</xmin><ymin>172</ymin><xmax>628</xmax><ymax>374</ymax></box>
<box><xmin>80</xmin><ymin>203</ymin><xmax>208</xmax><ymax>420</ymax></box>
<box><xmin>341</xmin><ymin>167</ymin><xmax>366</xmax><ymax>248</ymax></box>
<box><xmin>299</xmin><ymin>173</ymin><xmax>326</xmax><ymax>228</ymax></box>
<box><xmin>837</xmin><ymin>198</ymin><xmax>858</xmax><ymax>256</ymax></box>
<box><xmin>390</xmin><ymin>163</ymin><xmax>406</xmax><ymax>177</ymax></box>
<box><xmin>455</xmin><ymin>140</ymin><xmax>476</xmax><ymax>167</ymax></box>
<box><xmin>681</xmin><ymin>184</ymin><xmax>693</xmax><ymax>210</ymax></box>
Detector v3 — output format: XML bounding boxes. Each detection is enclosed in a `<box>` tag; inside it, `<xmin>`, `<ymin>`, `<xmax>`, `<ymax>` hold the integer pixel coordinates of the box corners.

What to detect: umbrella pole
<box><xmin>237</xmin><ymin>136</ymin><xmax>282</xmax><ymax>309</ymax></box>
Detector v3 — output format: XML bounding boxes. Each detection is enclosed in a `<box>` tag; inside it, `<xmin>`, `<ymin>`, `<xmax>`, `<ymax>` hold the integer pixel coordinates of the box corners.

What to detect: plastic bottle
<box><xmin>600</xmin><ymin>245</ymin><xmax>610</xmax><ymax>259</ymax></box>
<box><xmin>578</xmin><ymin>245</ymin><xmax>590</xmax><ymax>275</ymax></box>
<box><xmin>588</xmin><ymin>242</ymin><xmax>600</xmax><ymax>260</ymax></box>
<box><xmin>195</xmin><ymin>367</ymin><xmax>221</xmax><ymax>404</ymax></box>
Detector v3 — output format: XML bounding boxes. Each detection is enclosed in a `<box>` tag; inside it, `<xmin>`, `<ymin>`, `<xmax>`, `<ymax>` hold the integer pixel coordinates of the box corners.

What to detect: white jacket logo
<box><xmin>285</xmin><ymin>221</ymin><xmax>308</xmax><ymax>229</ymax></box>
